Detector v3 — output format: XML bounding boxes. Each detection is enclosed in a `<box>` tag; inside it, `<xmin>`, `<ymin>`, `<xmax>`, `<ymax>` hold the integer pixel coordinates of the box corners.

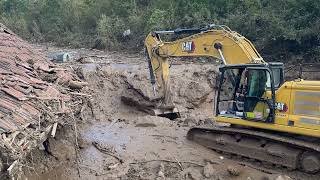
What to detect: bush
<box><xmin>97</xmin><ymin>14</ymin><xmax>126</xmax><ymax>49</ymax></box>
<box><xmin>146</xmin><ymin>9</ymin><xmax>168</xmax><ymax>32</ymax></box>
<box><xmin>0</xmin><ymin>0</ymin><xmax>319</xmax><ymax>63</ymax></box>
<box><xmin>1</xmin><ymin>15</ymin><xmax>30</xmax><ymax>39</ymax></box>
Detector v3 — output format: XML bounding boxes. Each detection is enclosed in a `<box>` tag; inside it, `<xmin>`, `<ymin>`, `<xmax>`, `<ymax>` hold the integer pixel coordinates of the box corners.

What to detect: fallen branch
<box><xmin>70</xmin><ymin>92</ymin><xmax>92</xmax><ymax>97</ymax></box>
<box><xmin>9</xmin><ymin>131</ymin><xmax>20</xmax><ymax>146</ymax></box>
<box><xmin>105</xmin><ymin>152</ymin><xmax>123</xmax><ymax>163</ymax></box>
<box><xmin>51</xmin><ymin>122</ymin><xmax>58</xmax><ymax>138</ymax></box>
<box><xmin>174</xmin><ymin>156</ymin><xmax>183</xmax><ymax>171</ymax></box>
<box><xmin>108</xmin><ymin>118</ymin><xmax>119</xmax><ymax>129</ymax></box>
<box><xmin>68</xmin><ymin>81</ymin><xmax>88</xmax><ymax>90</ymax></box>
<box><xmin>71</xmin><ymin>113</ymin><xmax>81</xmax><ymax>178</ymax></box>
<box><xmin>150</xmin><ymin>134</ymin><xmax>178</xmax><ymax>140</ymax></box>
<box><xmin>7</xmin><ymin>160</ymin><xmax>18</xmax><ymax>176</ymax></box>
<box><xmin>168</xmin><ymin>152</ymin><xmax>183</xmax><ymax>171</ymax></box>
<box><xmin>129</xmin><ymin>159</ymin><xmax>205</xmax><ymax>168</ymax></box>
<box><xmin>92</xmin><ymin>142</ymin><xmax>123</xmax><ymax>163</ymax></box>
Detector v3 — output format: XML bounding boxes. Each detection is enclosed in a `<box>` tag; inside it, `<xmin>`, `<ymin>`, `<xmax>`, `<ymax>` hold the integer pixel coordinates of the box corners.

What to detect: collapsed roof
<box><xmin>0</xmin><ymin>24</ymin><xmax>66</xmax><ymax>133</ymax></box>
<box><xmin>0</xmin><ymin>23</ymin><xmax>86</xmax><ymax>178</ymax></box>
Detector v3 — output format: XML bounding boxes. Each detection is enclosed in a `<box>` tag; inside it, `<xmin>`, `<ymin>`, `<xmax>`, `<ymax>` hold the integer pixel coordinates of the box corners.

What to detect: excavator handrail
<box><xmin>153</xmin><ymin>24</ymin><xmax>232</xmax><ymax>36</ymax></box>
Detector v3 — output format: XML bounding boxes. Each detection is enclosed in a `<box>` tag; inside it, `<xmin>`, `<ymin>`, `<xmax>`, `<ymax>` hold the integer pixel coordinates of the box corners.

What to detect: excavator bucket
<box><xmin>148</xmin><ymin>107</ymin><xmax>180</xmax><ymax>120</ymax></box>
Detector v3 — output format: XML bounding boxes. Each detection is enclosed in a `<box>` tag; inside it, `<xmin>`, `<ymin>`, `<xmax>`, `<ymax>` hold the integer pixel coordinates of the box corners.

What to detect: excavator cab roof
<box><xmin>219</xmin><ymin>63</ymin><xmax>285</xmax><ymax>89</ymax></box>
<box><xmin>219</xmin><ymin>62</ymin><xmax>284</xmax><ymax>69</ymax></box>
<box><xmin>219</xmin><ymin>63</ymin><xmax>269</xmax><ymax>69</ymax></box>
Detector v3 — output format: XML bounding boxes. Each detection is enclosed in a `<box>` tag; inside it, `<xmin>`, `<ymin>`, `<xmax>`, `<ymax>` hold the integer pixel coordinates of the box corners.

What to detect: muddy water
<box><xmin>80</xmin><ymin>120</ymin><xmax>210</xmax><ymax>164</ymax></box>
<box><xmin>74</xmin><ymin>120</ymin><xmax>211</xmax><ymax>179</ymax></box>
<box><xmin>84</xmin><ymin>122</ymin><xmax>130</xmax><ymax>153</ymax></box>
<box><xmin>110</xmin><ymin>63</ymin><xmax>140</xmax><ymax>71</ymax></box>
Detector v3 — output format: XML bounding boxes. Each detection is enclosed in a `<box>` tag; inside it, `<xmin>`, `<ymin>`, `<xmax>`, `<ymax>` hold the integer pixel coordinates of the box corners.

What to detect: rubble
<box><xmin>275</xmin><ymin>175</ymin><xmax>292</xmax><ymax>180</ymax></box>
<box><xmin>157</xmin><ymin>163</ymin><xmax>165</xmax><ymax>179</ymax></box>
<box><xmin>0</xmin><ymin>24</ymin><xmax>87</xmax><ymax>179</ymax></box>
<box><xmin>227</xmin><ymin>165</ymin><xmax>242</xmax><ymax>176</ymax></box>
<box><xmin>181</xmin><ymin>167</ymin><xmax>203</xmax><ymax>180</ymax></box>
<box><xmin>203</xmin><ymin>162</ymin><xmax>217</xmax><ymax>178</ymax></box>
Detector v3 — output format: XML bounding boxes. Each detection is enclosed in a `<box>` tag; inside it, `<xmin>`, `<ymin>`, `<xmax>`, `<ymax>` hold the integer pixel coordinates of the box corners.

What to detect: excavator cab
<box><xmin>216</xmin><ymin>64</ymin><xmax>276</xmax><ymax>123</ymax></box>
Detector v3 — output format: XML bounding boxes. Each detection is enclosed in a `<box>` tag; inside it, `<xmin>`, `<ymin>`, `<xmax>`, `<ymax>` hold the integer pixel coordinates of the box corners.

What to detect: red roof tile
<box><xmin>0</xmin><ymin>23</ymin><xmax>71</xmax><ymax>133</ymax></box>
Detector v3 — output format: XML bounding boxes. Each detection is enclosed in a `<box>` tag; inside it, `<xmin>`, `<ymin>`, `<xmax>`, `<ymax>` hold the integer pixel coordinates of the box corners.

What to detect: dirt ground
<box><xmin>20</xmin><ymin>45</ymin><xmax>318</xmax><ymax>180</ymax></box>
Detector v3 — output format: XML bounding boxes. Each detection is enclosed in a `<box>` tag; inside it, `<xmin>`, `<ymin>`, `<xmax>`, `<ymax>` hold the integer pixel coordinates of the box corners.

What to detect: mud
<box><xmin>20</xmin><ymin>45</ymin><xmax>318</xmax><ymax>180</ymax></box>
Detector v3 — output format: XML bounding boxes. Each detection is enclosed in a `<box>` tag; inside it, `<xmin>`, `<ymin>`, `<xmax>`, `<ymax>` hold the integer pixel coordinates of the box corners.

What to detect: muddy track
<box><xmin>220</xmin><ymin>150</ymin><xmax>319</xmax><ymax>179</ymax></box>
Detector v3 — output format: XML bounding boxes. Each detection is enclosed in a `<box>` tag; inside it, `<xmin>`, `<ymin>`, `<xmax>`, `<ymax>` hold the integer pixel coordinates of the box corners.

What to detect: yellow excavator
<box><xmin>145</xmin><ymin>24</ymin><xmax>320</xmax><ymax>173</ymax></box>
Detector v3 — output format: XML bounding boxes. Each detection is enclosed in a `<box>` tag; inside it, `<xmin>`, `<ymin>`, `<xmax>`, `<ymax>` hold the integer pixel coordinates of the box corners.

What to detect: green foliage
<box><xmin>146</xmin><ymin>9</ymin><xmax>168</xmax><ymax>31</ymax></box>
<box><xmin>0</xmin><ymin>0</ymin><xmax>319</xmax><ymax>62</ymax></box>
<box><xmin>1</xmin><ymin>15</ymin><xmax>29</xmax><ymax>37</ymax></box>
<box><xmin>97</xmin><ymin>14</ymin><xmax>125</xmax><ymax>49</ymax></box>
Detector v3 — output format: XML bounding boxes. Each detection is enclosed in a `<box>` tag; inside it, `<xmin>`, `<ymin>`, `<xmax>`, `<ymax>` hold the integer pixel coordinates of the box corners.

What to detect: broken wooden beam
<box><xmin>51</xmin><ymin>122</ymin><xmax>58</xmax><ymax>138</ymax></box>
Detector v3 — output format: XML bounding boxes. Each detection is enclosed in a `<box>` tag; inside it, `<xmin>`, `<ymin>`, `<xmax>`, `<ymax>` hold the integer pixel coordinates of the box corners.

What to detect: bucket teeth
<box><xmin>149</xmin><ymin>107</ymin><xmax>180</xmax><ymax>120</ymax></box>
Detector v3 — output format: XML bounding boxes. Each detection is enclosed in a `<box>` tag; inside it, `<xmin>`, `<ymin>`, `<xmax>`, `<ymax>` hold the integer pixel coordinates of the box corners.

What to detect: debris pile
<box><xmin>0</xmin><ymin>24</ymin><xmax>87</xmax><ymax>178</ymax></box>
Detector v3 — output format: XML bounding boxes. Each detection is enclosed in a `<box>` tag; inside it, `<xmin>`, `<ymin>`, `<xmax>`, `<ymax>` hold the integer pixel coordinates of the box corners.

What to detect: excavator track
<box><xmin>187</xmin><ymin>126</ymin><xmax>320</xmax><ymax>174</ymax></box>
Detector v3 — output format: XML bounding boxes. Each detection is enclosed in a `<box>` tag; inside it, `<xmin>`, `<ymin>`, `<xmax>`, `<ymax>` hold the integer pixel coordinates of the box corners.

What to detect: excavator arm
<box><xmin>145</xmin><ymin>25</ymin><xmax>266</xmax><ymax>118</ymax></box>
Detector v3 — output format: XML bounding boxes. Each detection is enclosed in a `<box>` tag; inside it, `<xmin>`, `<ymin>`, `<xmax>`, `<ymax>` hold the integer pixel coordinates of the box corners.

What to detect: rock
<box><xmin>135</xmin><ymin>123</ymin><xmax>157</xmax><ymax>127</ymax></box>
<box><xmin>0</xmin><ymin>159</ymin><xmax>3</xmax><ymax>172</ymax></box>
<box><xmin>157</xmin><ymin>171</ymin><xmax>165</xmax><ymax>179</ymax></box>
<box><xmin>107</xmin><ymin>163</ymin><xmax>119</xmax><ymax>170</ymax></box>
<box><xmin>156</xmin><ymin>163</ymin><xmax>165</xmax><ymax>179</ymax></box>
<box><xmin>47</xmin><ymin>139</ymin><xmax>75</xmax><ymax>161</ymax></box>
<box><xmin>159</xmin><ymin>163</ymin><xmax>165</xmax><ymax>171</ymax></box>
<box><xmin>227</xmin><ymin>165</ymin><xmax>242</xmax><ymax>176</ymax></box>
<box><xmin>203</xmin><ymin>118</ymin><xmax>215</xmax><ymax>126</ymax></box>
<box><xmin>78</xmin><ymin>56</ymin><xmax>95</xmax><ymax>63</ymax></box>
<box><xmin>183</xmin><ymin>118</ymin><xmax>197</xmax><ymax>126</ymax></box>
<box><xmin>274</xmin><ymin>175</ymin><xmax>292</xmax><ymax>180</ymax></box>
<box><xmin>69</xmin><ymin>80</ymin><xmax>89</xmax><ymax>89</ymax></box>
<box><xmin>134</xmin><ymin>115</ymin><xmax>173</xmax><ymax>127</ymax></box>
<box><xmin>180</xmin><ymin>167</ymin><xmax>202</xmax><ymax>180</ymax></box>
<box><xmin>185</xmin><ymin>114</ymin><xmax>213</xmax><ymax>126</ymax></box>
<box><xmin>78</xmin><ymin>135</ymin><xmax>91</xmax><ymax>149</ymax></box>
<box><xmin>261</xmin><ymin>176</ymin><xmax>270</xmax><ymax>180</ymax></box>
<box><xmin>188</xmin><ymin>170</ymin><xmax>203</xmax><ymax>180</ymax></box>
<box><xmin>203</xmin><ymin>163</ymin><xmax>217</xmax><ymax>178</ymax></box>
<box><xmin>92</xmin><ymin>141</ymin><xmax>117</xmax><ymax>154</ymax></box>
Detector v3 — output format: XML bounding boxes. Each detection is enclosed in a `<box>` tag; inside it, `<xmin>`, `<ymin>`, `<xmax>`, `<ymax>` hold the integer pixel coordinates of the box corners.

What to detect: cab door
<box><xmin>243</xmin><ymin>67</ymin><xmax>276</xmax><ymax>123</ymax></box>
<box><xmin>216</xmin><ymin>66</ymin><xmax>276</xmax><ymax>123</ymax></box>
